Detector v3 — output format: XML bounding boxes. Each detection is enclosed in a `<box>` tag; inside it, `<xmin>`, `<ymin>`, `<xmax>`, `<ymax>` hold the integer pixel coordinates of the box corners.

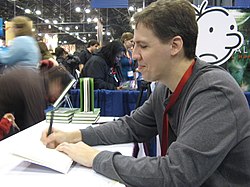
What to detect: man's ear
<box><xmin>170</xmin><ymin>36</ymin><xmax>183</xmax><ymax>56</ymax></box>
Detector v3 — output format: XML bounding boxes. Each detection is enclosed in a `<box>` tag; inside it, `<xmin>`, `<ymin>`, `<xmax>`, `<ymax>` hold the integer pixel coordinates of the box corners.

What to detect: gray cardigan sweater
<box><xmin>81</xmin><ymin>59</ymin><xmax>250</xmax><ymax>187</ymax></box>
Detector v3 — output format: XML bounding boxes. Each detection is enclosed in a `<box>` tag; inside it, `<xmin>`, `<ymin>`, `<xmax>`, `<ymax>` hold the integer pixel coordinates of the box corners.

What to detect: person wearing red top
<box><xmin>0</xmin><ymin>113</ymin><xmax>19</xmax><ymax>140</ymax></box>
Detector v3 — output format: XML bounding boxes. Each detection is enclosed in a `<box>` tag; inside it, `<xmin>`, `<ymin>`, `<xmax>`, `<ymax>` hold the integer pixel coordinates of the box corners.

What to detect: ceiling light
<box><xmin>85</xmin><ymin>8</ymin><xmax>91</xmax><ymax>14</ymax></box>
<box><xmin>87</xmin><ymin>18</ymin><xmax>92</xmax><ymax>23</ymax></box>
<box><xmin>35</xmin><ymin>10</ymin><xmax>41</xmax><ymax>15</ymax></box>
<box><xmin>24</xmin><ymin>9</ymin><xmax>31</xmax><ymax>14</ymax></box>
<box><xmin>93</xmin><ymin>17</ymin><xmax>98</xmax><ymax>22</ymax></box>
<box><xmin>128</xmin><ymin>6</ymin><xmax>135</xmax><ymax>11</ymax></box>
<box><xmin>75</xmin><ymin>7</ymin><xmax>81</xmax><ymax>12</ymax></box>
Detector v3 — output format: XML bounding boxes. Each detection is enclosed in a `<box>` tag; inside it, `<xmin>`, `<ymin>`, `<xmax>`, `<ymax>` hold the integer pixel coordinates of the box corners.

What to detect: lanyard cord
<box><xmin>161</xmin><ymin>60</ymin><xmax>196</xmax><ymax>156</ymax></box>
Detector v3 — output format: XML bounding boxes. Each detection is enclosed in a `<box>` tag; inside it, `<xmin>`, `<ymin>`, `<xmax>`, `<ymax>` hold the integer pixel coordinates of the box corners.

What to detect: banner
<box><xmin>0</xmin><ymin>18</ymin><xmax>3</xmax><ymax>37</ymax></box>
<box><xmin>91</xmin><ymin>0</ymin><xmax>128</xmax><ymax>8</ymax></box>
<box><xmin>227</xmin><ymin>8</ymin><xmax>250</xmax><ymax>91</ymax></box>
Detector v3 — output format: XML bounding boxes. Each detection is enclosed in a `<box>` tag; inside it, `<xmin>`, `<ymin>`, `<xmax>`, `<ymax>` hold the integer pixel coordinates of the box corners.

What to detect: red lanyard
<box><xmin>161</xmin><ymin>60</ymin><xmax>196</xmax><ymax>156</ymax></box>
<box><xmin>111</xmin><ymin>67</ymin><xmax>116</xmax><ymax>75</ymax></box>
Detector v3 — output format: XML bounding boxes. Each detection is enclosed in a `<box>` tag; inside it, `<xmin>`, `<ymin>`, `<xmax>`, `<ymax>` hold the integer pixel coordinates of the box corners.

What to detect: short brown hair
<box><xmin>11</xmin><ymin>16</ymin><xmax>33</xmax><ymax>37</ymax></box>
<box><xmin>87</xmin><ymin>39</ymin><xmax>99</xmax><ymax>48</ymax></box>
<box><xmin>132</xmin><ymin>0</ymin><xmax>198</xmax><ymax>59</ymax></box>
<box><xmin>120</xmin><ymin>32</ymin><xmax>134</xmax><ymax>43</ymax></box>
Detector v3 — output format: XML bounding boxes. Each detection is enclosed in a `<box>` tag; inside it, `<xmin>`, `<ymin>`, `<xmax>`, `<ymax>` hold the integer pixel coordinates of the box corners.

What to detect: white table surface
<box><xmin>0</xmin><ymin>117</ymin><xmax>133</xmax><ymax>187</ymax></box>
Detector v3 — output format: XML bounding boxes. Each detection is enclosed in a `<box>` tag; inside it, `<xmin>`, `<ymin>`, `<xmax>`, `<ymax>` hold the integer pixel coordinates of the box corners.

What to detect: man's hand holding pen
<box><xmin>40</xmin><ymin>128</ymin><xmax>100</xmax><ymax>168</ymax></box>
<box><xmin>41</xmin><ymin>128</ymin><xmax>82</xmax><ymax>148</ymax></box>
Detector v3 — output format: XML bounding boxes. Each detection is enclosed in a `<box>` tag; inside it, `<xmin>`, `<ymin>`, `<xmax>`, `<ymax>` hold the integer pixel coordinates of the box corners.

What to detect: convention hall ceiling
<box><xmin>0</xmin><ymin>0</ymin><xmax>155</xmax><ymax>44</ymax></box>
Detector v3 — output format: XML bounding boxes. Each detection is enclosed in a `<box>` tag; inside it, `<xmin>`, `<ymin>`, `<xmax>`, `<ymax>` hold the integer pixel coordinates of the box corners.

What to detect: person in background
<box><xmin>54</xmin><ymin>46</ymin><xmax>80</xmax><ymax>80</ymax></box>
<box><xmin>82</xmin><ymin>40</ymin><xmax>125</xmax><ymax>90</ymax></box>
<box><xmin>0</xmin><ymin>16</ymin><xmax>40</xmax><ymax>72</ymax></box>
<box><xmin>119</xmin><ymin>32</ymin><xmax>136</xmax><ymax>81</ymax></box>
<box><xmin>38</xmin><ymin>41</ymin><xmax>58</xmax><ymax>67</ymax></box>
<box><xmin>79</xmin><ymin>39</ymin><xmax>99</xmax><ymax>77</ymax></box>
<box><xmin>0</xmin><ymin>113</ymin><xmax>19</xmax><ymax>140</ymax></box>
<box><xmin>54</xmin><ymin>46</ymin><xmax>68</xmax><ymax>64</ymax></box>
<box><xmin>0</xmin><ymin>65</ymin><xmax>72</xmax><ymax>132</ymax></box>
<box><xmin>41</xmin><ymin>0</ymin><xmax>250</xmax><ymax>186</ymax></box>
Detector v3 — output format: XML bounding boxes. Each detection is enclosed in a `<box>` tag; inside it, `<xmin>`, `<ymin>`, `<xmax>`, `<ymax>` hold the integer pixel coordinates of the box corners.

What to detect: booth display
<box><xmin>70</xmin><ymin>89</ymin><xmax>148</xmax><ymax>117</ymax></box>
<box><xmin>227</xmin><ymin>8</ymin><xmax>250</xmax><ymax>91</ymax></box>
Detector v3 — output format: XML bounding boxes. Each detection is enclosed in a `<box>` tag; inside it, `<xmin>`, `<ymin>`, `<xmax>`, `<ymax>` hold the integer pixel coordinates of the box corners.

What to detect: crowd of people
<box><xmin>0</xmin><ymin>14</ymin><xmax>139</xmax><ymax>140</ymax></box>
<box><xmin>1</xmin><ymin>0</ymin><xmax>250</xmax><ymax>186</ymax></box>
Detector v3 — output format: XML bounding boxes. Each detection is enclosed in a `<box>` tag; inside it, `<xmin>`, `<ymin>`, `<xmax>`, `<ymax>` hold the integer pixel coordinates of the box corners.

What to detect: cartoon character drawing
<box><xmin>194</xmin><ymin>0</ymin><xmax>244</xmax><ymax>66</ymax></box>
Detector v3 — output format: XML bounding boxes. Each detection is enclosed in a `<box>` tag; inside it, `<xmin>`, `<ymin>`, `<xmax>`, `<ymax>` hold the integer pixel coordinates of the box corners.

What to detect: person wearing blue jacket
<box><xmin>0</xmin><ymin>16</ymin><xmax>40</xmax><ymax>72</ymax></box>
<box><xmin>119</xmin><ymin>32</ymin><xmax>136</xmax><ymax>81</ymax></box>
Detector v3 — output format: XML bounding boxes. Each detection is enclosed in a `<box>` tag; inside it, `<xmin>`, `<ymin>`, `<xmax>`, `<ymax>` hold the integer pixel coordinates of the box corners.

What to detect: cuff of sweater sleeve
<box><xmin>93</xmin><ymin>150</ymin><xmax>121</xmax><ymax>174</ymax></box>
<box><xmin>80</xmin><ymin>126</ymin><xmax>97</xmax><ymax>145</ymax></box>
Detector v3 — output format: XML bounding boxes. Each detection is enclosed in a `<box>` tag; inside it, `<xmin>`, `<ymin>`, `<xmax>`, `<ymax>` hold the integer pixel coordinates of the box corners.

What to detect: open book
<box><xmin>11</xmin><ymin>139</ymin><xmax>133</xmax><ymax>175</ymax></box>
<box><xmin>11</xmin><ymin>141</ymin><xmax>73</xmax><ymax>174</ymax></box>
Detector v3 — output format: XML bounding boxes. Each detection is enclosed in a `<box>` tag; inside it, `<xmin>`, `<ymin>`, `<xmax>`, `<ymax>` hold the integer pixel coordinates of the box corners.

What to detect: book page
<box><xmin>11</xmin><ymin>141</ymin><xmax>73</xmax><ymax>174</ymax></box>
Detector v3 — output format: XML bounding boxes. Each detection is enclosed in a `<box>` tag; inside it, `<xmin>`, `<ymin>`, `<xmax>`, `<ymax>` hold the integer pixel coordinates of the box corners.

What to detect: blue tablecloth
<box><xmin>70</xmin><ymin>89</ymin><xmax>148</xmax><ymax>117</ymax></box>
<box><xmin>70</xmin><ymin>90</ymin><xmax>250</xmax><ymax>117</ymax></box>
<box><xmin>244</xmin><ymin>92</ymin><xmax>250</xmax><ymax>108</ymax></box>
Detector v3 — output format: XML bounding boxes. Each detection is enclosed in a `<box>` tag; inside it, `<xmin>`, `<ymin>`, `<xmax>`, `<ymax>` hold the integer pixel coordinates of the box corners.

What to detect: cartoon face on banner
<box><xmin>193</xmin><ymin>0</ymin><xmax>244</xmax><ymax>66</ymax></box>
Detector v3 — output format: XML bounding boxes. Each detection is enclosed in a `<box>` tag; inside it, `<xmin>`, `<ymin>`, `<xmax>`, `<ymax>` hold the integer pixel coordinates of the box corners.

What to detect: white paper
<box><xmin>11</xmin><ymin>141</ymin><xmax>73</xmax><ymax>174</ymax></box>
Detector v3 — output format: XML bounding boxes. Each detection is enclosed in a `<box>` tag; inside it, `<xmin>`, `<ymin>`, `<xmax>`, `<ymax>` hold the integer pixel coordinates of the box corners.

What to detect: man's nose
<box><xmin>132</xmin><ymin>47</ymin><xmax>141</xmax><ymax>60</ymax></box>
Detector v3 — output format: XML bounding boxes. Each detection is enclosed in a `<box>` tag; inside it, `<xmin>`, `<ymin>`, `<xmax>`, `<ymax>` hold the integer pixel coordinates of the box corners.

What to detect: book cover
<box><xmin>80</xmin><ymin>77</ymin><xmax>94</xmax><ymax>112</ymax></box>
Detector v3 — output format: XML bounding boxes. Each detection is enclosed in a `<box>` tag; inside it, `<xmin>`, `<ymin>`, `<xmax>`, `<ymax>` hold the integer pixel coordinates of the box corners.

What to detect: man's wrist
<box><xmin>68</xmin><ymin>130</ymin><xmax>82</xmax><ymax>143</ymax></box>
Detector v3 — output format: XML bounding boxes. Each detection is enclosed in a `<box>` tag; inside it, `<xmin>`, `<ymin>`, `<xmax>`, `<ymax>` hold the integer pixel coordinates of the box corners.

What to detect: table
<box><xmin>70</xmin><ymin>89</ymin><xmax>148</xmax><ymax>117</ymax></box>
<box><xmin>0</xmin><ymin>117</ymin><xmax>133</xmax><ymax>187</ymax></box>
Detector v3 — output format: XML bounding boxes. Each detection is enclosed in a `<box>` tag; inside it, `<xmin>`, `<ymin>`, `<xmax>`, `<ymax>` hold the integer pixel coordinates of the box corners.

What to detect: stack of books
<box><xmin>46</xmin><ymin>107</ymin><xmax>78</xmax><ymax>123</ymax></box>
<box><xmin>71</xmin><ymin>108</ymin><xmax>100</xmax><ymax>124</ymax></box>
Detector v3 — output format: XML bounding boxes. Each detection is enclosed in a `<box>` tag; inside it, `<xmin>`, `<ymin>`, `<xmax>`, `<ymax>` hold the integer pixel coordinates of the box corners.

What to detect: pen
<box><xmin>91</xmin><ymin>118</ymin><xmax>116</xmax><ymax>125</ymax></box>
<box><xmin>91</xmin><ymin>121</ymin><xmax>107</xmax><ymax>125</ymax></box>
<box><xmin>47</xmin><ymin>110</ymin><xmax>54</xmax><ymax>136</ymax></box>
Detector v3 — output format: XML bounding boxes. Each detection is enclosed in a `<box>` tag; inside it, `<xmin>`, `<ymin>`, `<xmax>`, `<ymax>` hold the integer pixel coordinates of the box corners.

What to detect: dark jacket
<box><xmin>0</xmin><ymin>68</ymin><xmax>47</xmax><ymax>131</ymax></box>
<box><xmin>83</xmin><ymin>55</ymin><xmax>121</xmax><ymax>90</ymax></box>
